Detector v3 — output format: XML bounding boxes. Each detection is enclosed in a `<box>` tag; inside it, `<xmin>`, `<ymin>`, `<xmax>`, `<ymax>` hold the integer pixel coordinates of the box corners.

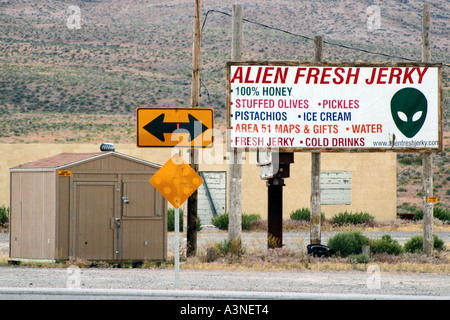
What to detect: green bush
<box><xmin>435</xmin><ymin>206</ymin><xmax>450</xmax><ymax>222</ymax></box>
<box><xmin>413</xmin><ymin>206</ymin><xmax>450</xmax><ymax>223</ymax></box>
<box><xmin>332</xmin><ymin>211</ymin><xmax>375</xmax><ymax>226</ymax></box>
<box><xmin>370</xmin><ymin>234</ymin><xmax>403</xmax><ymax>255</ymax></box>
<box><xmin>348</xmin><ymin>253</ymin><xmax>370</xmax><ymax>264</ymax></box>
<box><xmin>290</xmin><ymin>207</ymin><xmax>325</xmax><ymax>222</ymax></box>
<box><xmin>211</xmin><ymin>213</ymin><xmax>229</xmax><ymax>230</ymax></box>
<box><xmin>327</xmin><ymin>230</ymin><xmax>370</xmax><ymax>257</ymax></box>
<box><xmin>241</xmin><ymin>214</ymin><xmax>261</xmax><ymax>230</ymax></box>
<box><xmin>167</xmin><ymin>208</ymin><xmax>202</xmax><ymax>232</ymax></box>
<box><xmin>413</xmin><ymin>209</ymin><xmax>424</xmax><ymax>221</ymax></box>
<box><xmin>214</xmin><ymin>239</ymin><xmax>244</xmax><ymax>256</ymax></box>
<box><xmin>398</xmin><ymin>154</ymin><xmax>422</xmax><ymax>166</ymax></box>
<box><xmin>212</xmin><ymin>213</ymin><xmax>261</xmax><ymax>231</ymax></box>
<box><xmin>290</xmin><ymin>208</ymin><xmax>310</xmax><ymax>221</ymax></box>
<box><xmin>404</xmin><ymin>234</ymin><xmax>445</xmax><ymax>253</ymax></box>
<box><xmin>0</xmin><ymin>205</ymin><xmax>9</xmax><ymax>227</ymax></box>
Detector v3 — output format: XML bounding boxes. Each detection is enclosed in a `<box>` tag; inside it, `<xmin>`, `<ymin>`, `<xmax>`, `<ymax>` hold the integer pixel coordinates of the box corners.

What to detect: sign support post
<box><xmin>149</xmin><ymin>154</ymin><xmax>204</xmax><ymax>289</ymax></box>
<box><xmin>174</xmin><ymin>148</ymin><xmax>181</xmax><ymax>289</ymax></box>
<box><xmin>267</xmin><ymin>178</ymin><xmax>284</xmax><ymax>248</ymax></box>
<box><xmin>228</xmin><ymin>4</ymin><xmax>244</xmax><ymax>247</ymax></box>
<box><xmin>310</xmin><ymin>35</ymin><xmax>323</xmax><ymax>245</ymax></box>
<box><xmin>422</xmin><ymin>4</ymin><xmax>434</xmax><ymax>257</ymax></box>
<box><xmin>266</xmin><ymin>153</ymin><xmax>293</xmax><ymax>249</ymax></box>
<box><xmin>187</xmin><ymin>0</ymin><xmax>202</xmax><ymax>257</ymax></box>
<box><xmin>174</xmin><ymin>207</ymin><xmax>180</xmax><ymax>289</ymax></box>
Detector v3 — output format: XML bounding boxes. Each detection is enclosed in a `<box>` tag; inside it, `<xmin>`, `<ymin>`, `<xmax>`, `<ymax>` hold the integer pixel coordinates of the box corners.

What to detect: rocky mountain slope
<box><xmin>0</xmin><ymin>0</ymin><xmax>448</xmax><ymax>209</ymax></box>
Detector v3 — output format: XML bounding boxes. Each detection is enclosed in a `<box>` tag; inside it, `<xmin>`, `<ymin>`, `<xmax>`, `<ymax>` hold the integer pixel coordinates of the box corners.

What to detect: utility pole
<box><xmin>421</xmin><ymin>4</ymin><xmax>433</xmax><ymax>257</ymax></box>
<box><xmin>187</xmin><ymin>0</ymin><xmax>202</xmax><ymax>257</ymax></box>
<box><xmin>228</xmin><ymin>4</ymin><xmax>243</xmax><ymax>247</ymax></box>
<box><xmin>310</xmin><ymin>35</ymin><xmax>323</xmax><ymax>245</ymax></box>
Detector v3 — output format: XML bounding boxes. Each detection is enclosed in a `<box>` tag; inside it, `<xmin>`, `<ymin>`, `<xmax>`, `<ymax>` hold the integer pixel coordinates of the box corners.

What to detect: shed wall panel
<box><xmin>10</xmin><ymin>172</ymin><xmax>56</xmax><ymax>260</ymax></box>
<box><xmin>56</xmin><ymin>176</ymin><xmax>71</xmax><ymax>260</ymax></box>
<box><xmin>43</xmin><ymin>172</ymin><xmax>56</xmax><ymax>259</ymax></box>
<box><xmin>9</xmin><ymin>172</ymin><xmax>21</xmax><ymax>258</ymax></box>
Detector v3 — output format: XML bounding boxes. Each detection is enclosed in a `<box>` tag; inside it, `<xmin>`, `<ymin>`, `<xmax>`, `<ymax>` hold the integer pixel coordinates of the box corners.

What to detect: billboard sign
<box><xmin>227</xmin><ymin>62</ymin><xmax>442</xmax><ymax>152</ymax></box>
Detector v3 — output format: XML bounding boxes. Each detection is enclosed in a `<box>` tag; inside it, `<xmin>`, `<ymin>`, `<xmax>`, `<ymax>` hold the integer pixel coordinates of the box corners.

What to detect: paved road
<box><xmin>0</xmin><ymin>287</ymin><xmax>447</xmax><ymax>300</ymax></box>
<box><xmin>1</xmin><ymin>230</ymin><xmax>449</xmax><ymax>301</ymax></box>
<box><xmin>0</xmin><ymin>266</ymin><xmax>448</xmax><ymax>297</ymax></box>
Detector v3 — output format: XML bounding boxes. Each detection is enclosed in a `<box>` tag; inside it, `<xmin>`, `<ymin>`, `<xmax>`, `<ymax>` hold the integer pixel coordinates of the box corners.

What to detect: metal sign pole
<box><xmin>174</xmin><ymin>207</ymin><xmax>180</xmax><ymax>289</ymax></box>
<box><xmin>174</xmin><ymin>147</ymin><xmax>182</xmax><ymax>289</ymax></box>
<box><xmin>150</xmin><ymin>154</ymin><xmax>203</xmax><ymax>290</ymax></box>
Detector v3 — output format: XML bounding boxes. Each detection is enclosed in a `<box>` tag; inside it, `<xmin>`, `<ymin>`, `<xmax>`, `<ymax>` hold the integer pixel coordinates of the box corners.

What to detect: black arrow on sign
<box><xmin>143</xmin><ymin>113</ymin><xmax>208</xmax><ymax>142</ymax></box>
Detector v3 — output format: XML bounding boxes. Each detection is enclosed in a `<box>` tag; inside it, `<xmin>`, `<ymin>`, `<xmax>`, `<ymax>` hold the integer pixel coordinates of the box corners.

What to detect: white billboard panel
<box><xmin>227</xmin><ymin>62</ymin><xmax>443</xmax><ymax>152</ymax></box>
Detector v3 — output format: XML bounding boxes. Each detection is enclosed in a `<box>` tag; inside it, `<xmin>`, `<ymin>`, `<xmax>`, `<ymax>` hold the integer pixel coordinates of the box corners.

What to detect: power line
<box><xmin>202</xmin><ymin>9</ymin><xmax>449</xmax><ymax>67</ymax></box>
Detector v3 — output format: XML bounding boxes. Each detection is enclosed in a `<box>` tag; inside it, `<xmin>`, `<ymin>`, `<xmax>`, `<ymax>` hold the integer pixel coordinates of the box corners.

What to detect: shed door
<box><xmin>75</xmin><ymin>182</ymin><xmax>117</xmax><ymax>260</ymax></box>
<box><xmin>121</xmin><ymin>174</ymin><xmax>165</xmax><ymax>260</ymax></box>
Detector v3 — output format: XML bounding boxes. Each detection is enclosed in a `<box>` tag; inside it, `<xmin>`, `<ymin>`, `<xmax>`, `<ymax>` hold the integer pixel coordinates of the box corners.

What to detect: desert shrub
<box><xmin>290</xmin><ymin>207</ymin><xmax>325</xmax><ymax>222</ymax></box>
<box><xmin>167</xmin><ymin>208</ymin><xmax>202</xmax><ymax>232</ymax></box>
<box><xmin>348</xmin><ymin>253</ymin><xmax>370</xmax><ymax>264</ymax></box>
<box><xmin>290</xmin><ymin>208</ymin><xmax>310</xmax><ymax>221</ymax></box>
<box><xmin>241</xmin><ymin>214</ymin><xmax>261</xmax><ymax>230</ymax></box>
<box><xmin>0</xmin><ymin>205</ymin><xmax>9</xmax><ymax>226</ymax></box>
<box><xmin>215</xmin><ymin>239</ymin><xmax>231</xmax><ymax>256</ymax></box>
<box><xmin>370</xmin><ymin>234</ymin><xmax>403</xmax><ymax>255</ymax></box>
<box><xmin>211</xmin><ymin>213</ymin><xmax>229</xmax><ymax>230</ymax></box>
<box><xmin>398</xmin><ymin>154</ymin><xmax>422</xmax><ymax>166</ymax></box>
<box><xmin>404</xmin><ymin>235</ymin><xmax>423</xmax><ymax>253</ymax></box>
<box><xmin>413</xmin><ymin>206</ymin><xmax>450</xmax><ymax>223</ymax></box>
<box><xmin>327</xmin><ymin>230</ymin><xmax>370</xmax><ymax>257</ymax></box>
<box><xmin>404</xmin><ymin>234</ymin><xmax>445</xmax><ymax>253</ymax></box>
<box><xmin>214</xmin><ymin>239</ymin><xmax>244</xmax><ymax>256</ymax></box>
<box><xmin>413</xmin><ymin>209</ymin><xmax>423</xmax><ymax>221</ymax></box>
<box><xmin>212</xmin><ymin>213</ymin><xmax>261</xmax><ymax>231</ymax></box>
<box><xmin>332</xmin><ymin>211</ymin><xmax>375</xmax><ymax>226</ymax></box>
<box><xmin>435</xmin><ymin>206</ymin><xmax>450</xmax><ymax>222</ymax></box>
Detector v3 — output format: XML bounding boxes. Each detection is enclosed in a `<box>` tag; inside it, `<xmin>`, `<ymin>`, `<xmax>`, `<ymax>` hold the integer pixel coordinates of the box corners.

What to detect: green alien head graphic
<box><xmin>391</xmin><ymin>88</ymin><xmax>427</xmax><ymax>138</ymax></box>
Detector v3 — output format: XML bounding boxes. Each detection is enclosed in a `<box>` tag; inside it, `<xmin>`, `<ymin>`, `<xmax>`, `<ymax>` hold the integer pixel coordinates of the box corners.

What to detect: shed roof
<box><xmin>10</xmin><ymin>152</ymin><xmax>161</xmax><ymax>170</ymax></box>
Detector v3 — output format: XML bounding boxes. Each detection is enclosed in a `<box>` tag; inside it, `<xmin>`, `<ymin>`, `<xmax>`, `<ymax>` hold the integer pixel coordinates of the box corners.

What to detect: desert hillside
<box><xmin>0</xmin><ymin>0</ymin><xmax>448</xmax><ymax>209</ymax></box>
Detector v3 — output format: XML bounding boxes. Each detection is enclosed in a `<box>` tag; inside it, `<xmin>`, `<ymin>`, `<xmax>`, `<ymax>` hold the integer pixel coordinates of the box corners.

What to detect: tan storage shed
<box><xmin>9</xmin><ymin>151</ymin><xmax>167</xmax><ymax>263</ymax></box>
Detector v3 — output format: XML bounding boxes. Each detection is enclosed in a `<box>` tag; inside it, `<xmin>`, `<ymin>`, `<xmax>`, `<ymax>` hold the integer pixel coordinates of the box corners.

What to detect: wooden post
<box><xmin>228</xmin><ymin>4</ymin><xmax>243</xmax><ymax>246</ymax></box>
<box><xmin>187</xmin><ymin>0</ymin><xmax>202</xmax><ymax>257</ymax></box>
<box><xmin>422</xmin><ymin>4</ymin><xmax>433</xmax><ymax>256</ymax></box>
<box><xmin>310</xmin><ymin>35</ymin><xmax>322</xmax><ymax>245</ymax></box>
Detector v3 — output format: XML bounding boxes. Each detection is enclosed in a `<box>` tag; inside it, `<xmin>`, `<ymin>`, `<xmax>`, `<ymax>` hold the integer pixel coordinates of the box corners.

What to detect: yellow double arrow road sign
<box><xmin>136</xmin><ymin>107</ymin><xmax>214</xmax><ymax>148</ymax></box>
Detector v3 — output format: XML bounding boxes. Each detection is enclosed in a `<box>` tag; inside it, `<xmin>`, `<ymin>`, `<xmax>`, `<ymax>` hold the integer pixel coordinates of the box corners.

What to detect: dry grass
<box><xmin>174</xmin><ymin>246</ymin><xmax>450</xmax><ymax>274</ymax></box>
<box><xmin>161</xmin><ymin>237</ymin><xmax>450</xmax><ymax>274</ymax></box>
<box><xmin>0</xmin><ymin>255</ymin><xmax>8</xmax><ymax>266</ymax></box>
<box><xmin>1</xmin><ymin>219</ymin><xmax>448</xmax><ymax>273</ymax></box>
<box><xmin>252</xmin><ymin>218</ymin><xmax>450</xmax><ymax>233</ymax></box>
<box><xmin>1</xmin><ymin>246</ymin><xmax>448</xmax><ymax>274</ymax></box>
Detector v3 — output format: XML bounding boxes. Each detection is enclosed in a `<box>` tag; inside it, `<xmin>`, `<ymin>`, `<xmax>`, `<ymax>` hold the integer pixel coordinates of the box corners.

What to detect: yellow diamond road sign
<box><xmin>150</xmin><ymin>154</ymin><xmax>203</xmax><ymax>208</ymax></box>
<box><xmin>137</xmin><ymin>107</ymin><xmax>214</xmax><ymax>148</ymax></box>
